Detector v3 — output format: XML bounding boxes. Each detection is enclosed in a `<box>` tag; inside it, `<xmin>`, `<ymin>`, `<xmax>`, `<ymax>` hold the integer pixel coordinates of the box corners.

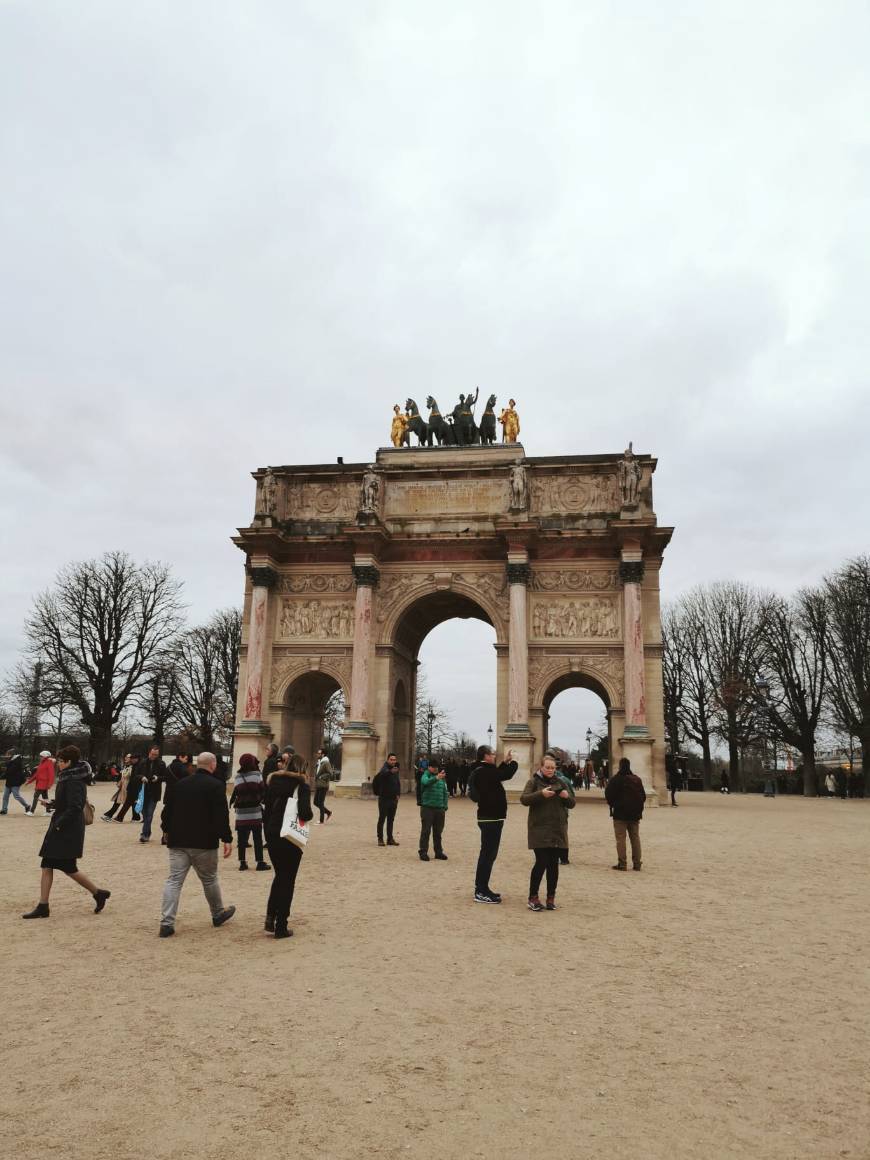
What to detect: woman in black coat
<box><xmin>22</xmin><ymin>744</ymin><xmax>111</xmax><ymax>919</ymax></box>
<box><xmin>262</xmin><ymin>754</ymin><xmax>313</xmax><ymax>940</ymax></box>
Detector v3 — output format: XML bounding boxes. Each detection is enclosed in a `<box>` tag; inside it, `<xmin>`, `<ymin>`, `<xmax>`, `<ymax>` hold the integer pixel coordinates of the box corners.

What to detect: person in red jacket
<box><xmin>25</xmin><ymin>751</ymin><xmax>56</xmax><ymax>815</ymax></box>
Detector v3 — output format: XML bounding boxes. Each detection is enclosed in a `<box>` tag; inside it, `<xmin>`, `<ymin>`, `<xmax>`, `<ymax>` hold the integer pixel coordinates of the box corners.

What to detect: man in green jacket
<box><xmin>418</xmin><ymin>758</ymin><xmax>448</xmax><ymax>862</ymax></box>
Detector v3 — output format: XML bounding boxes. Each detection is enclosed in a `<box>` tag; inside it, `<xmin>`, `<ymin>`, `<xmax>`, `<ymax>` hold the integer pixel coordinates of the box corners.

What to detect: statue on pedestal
<box><xmin>258</xmin><ymin>469</ymin><xmax>278</xmax><ymax>518</ymax></box>
<box><xmin>499</xmin><ymin>399</ymin><xmax>520</xmax><ymax>443</ymax></box>
<box><xmin>390</xmin><ymin>404</ymin><xmax>408</xmax><ymax>448</ymax></box>
<box><xmin>509</xmin><ymin>462</ymin><xmax>529</xmax><ymax>512</ymax></box>
<box><xmin>479</xmin><ymin>394</ymin><xmax>497</xmax><ymax>445</ymax></box>
<box><xmin>359</xmin><ymin>465</ymin><xmax>381</xmax><ymax>518</ymax></box>
<box><xmin>618</xmin><ymin>442</ymin><xmax>641</xmax><ymax>508</ymax></box>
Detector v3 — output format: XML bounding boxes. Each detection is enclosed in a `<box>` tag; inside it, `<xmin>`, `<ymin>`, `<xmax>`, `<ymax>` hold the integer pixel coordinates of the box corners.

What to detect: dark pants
<box><xmin>377</xmin><ymin>798</ymin><xmax>398</xmax><ymax>841</ymax></box>
<box><xmin>115</xmin><ymin>788</ymin><xmax>141</xmax><ymax>822</ymax></box>
<box><xmin>140</xmin><ymin>796</ymin><xmax>158</xmax><ymax>838</ymax></box>
<box><xmin>530</xmin><ymin>848</ymin><xmax>560</xmax><ymax>898</ymax></box>
<box><xmin>419</xmin><ymin>806</ymin><xmax>445</xmax><ymax>855</ymax></box>
<box><xmin>559</xmin><ymin>847</ymin><xmax>569</xmax><ymax>864</ymax></box>
<box><xmin>475</xmin><ymin>820</ymin><xmax>503</xmax><ymax>892</ymax></box>
<box><xmin>265</xmin><ymin>837</ymin><xmax>303</xmax><ymax>923</ymax></box>
<box><xmin>670</xmin><ymin>788</ymin><xmax>678</xmax><ymax>805</ymax></box>
<box><xmin>31</xmin><ymin>787</ymin><xmax>49</xmax><ymax>812</ymax></box>
<box><xmin>314</xmin><ymin>786</ymin><xmax>331</xmax><ymax>823</ymax></box>
<box><xmin>238</xmin><ymin>825</ymin><xmax>265</xmax><ymax>863</ymax></box>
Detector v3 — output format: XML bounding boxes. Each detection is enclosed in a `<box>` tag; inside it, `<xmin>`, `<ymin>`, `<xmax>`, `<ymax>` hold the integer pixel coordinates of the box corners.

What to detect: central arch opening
<box><xmin>389</xmin><ymin>590</ymin><xmax>501</xmax><ymax>785</ymax></box>
<box><xmin>539</xmin><ymin>673</ymin><xmax>613</xmax><ymax>787</ymax></box>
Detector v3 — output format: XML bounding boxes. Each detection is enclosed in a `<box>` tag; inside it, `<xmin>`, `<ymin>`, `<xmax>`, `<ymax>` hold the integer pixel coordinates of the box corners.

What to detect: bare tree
<box><xmin>4</xmin><ymin>660</ymin><xmax>83</xmax><ymax>753</ymax></box>
<box><xmin>824</xmin><ymin>555</ymin><xmax>870</xmax><ymax>789</ymax></box>
<box><xmin>413</xmin><ymin>670</ymin><xmax>451</xmax><ymax>757</ymax></box>
<box><xmin>211</xmin><ymin>607</ymin><xmax>242</xmax><ymax>715</ymax></box>
<box><xmin>24</xmin><ymin>551</ymin><xmax>184</xmax><ymax>762</ymax></box>
<box><xmin>134</xmin><ymin>662</ymin><xmax>180</xmax><ymax>748</ymax></box>
<box><xmin>174</xmin><ymin>624</ymin><xmax>224</xmax><ymax>752</ymax></box>
<box><xmin>703</xmin><ymin>582</ymin><xmax>766</xmax><ymax>790</ymax></box>
<box><xmin>755</xmin><ymin>589</ymin><xmax>828</xmax><ymax>795</ymax></box>
<box><xmin>664</xmin><ymin>591</ymin><xmax>718</xmax><ymax>788</ymax></box>
<box><xmin>661</xmin><ymin>604</ymin><xmax>686</xmax><ymax>754</ymax></box>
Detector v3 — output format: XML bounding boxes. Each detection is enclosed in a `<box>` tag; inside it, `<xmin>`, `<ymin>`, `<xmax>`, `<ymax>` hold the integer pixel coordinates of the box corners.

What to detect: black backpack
<box><xmin>371</xmin><ymin>771</ymin><xmax>382</xmax><ymax>795</ymax></box>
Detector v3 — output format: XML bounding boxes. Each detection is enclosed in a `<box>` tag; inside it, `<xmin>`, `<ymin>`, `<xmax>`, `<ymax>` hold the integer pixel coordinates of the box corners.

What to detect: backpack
<box><xmin>371</xmin><ymin>771</ymin><xmax>382</xmax><ymax>795</ymax></box>
<box><xmin>467</xmin><ymin>765</ymin><xmax>481</xmax><ymax>803</ymax></box>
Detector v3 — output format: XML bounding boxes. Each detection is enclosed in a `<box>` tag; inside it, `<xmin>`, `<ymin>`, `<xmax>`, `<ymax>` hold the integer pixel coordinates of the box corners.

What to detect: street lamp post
<box><xmin>585</xmin><ymin>727</ymin><xmax>592</xmax><ymax>759</ymax></box>
<box><xmin>427</xmin><ymin>708</ymin><xmax>436</xmax><ymax>761</ymax></box>
<box><xmin>487</xmin><ymin>723</ymin><xmax>493</xmax><ymax>750</ymax></box>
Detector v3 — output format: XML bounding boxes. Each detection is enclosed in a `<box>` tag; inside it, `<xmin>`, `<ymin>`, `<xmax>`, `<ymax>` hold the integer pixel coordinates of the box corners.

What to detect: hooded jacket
<box><xmin>27</xmin><ymin>758</ymin><xmax>56</xmax><ymax>792</ymax></box>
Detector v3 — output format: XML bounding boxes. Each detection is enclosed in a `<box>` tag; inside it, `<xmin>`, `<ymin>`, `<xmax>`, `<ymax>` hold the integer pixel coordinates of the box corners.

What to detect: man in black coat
<box><xmin>604</xmin><ymin>758</ymin><xmax>647</xmax><ymax>871</ymax></box>
<box><xmin>373</xmin><ymin>753</ymin><xmax>401</xmax><ymax>846</ymax></box>
<box><xmin>158</xmin><ymin>751</ymin><xmax>235</xmax><ymax>938</ymax></box>
<box><xmin>471</xmin><ymin>744</ymin><xmax>517</xmax><ymax>904</ymax></box>
<box><xmin>2</xmin><ymin>751</ymin><xmax>31</xmax><ymax>814</ymax></box>
<box><xmin>138</xmin><ymin>744</ymin><xmax>168</xmax><ymax>843</ymax></box>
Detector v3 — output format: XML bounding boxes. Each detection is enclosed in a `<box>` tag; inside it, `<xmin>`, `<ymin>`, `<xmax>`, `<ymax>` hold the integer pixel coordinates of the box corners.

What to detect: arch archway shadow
<box><xmin>280</xmin><ymin>671</ymin><xmax>344</xmax><ymax>768</ymax></box>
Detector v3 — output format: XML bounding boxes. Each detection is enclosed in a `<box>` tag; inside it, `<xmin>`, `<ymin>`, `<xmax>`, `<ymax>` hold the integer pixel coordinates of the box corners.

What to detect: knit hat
<box><xmin>239</xmin><ymin>753</ymin><xmax>260</xmax><ymax>772</ymax></box>
<box><xmin>39</xmin><ymin>750</ymin><xmax>52</xmax><ymax>758</ymax></box>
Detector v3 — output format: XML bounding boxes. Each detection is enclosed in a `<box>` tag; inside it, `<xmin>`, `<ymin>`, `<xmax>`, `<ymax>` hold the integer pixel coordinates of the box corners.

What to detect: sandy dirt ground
<box><xmin>2</xmin><ymin>784</ymin><xmax>868</xmax><ymax>1160</ymax></box>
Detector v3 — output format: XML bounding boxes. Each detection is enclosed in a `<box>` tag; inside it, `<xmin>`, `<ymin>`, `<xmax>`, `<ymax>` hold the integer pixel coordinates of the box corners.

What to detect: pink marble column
<box><xmin>620</xmin><ymin>559</ymin><xmax>647</xmax><ymax>732</ymax></box>
<box><xmin>348</xmin><ymin>564</ymin><xmax>379</xmax><ymax>723</ymax></box>
<box><xmin>243</xmin><ymin>566</ymin><xmax>276</xmax><ymax>720</ymax></box>
<box><xmin>507</xmin><ymin>561</ymin><xmax>530</xmax><ymax>725</ymax></box>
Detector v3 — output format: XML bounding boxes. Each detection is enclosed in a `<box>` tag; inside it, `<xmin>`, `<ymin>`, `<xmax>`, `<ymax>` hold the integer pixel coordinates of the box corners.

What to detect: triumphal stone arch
<box><xmin>231</xmin><ymin>442</ymin><xmax>673</xmax><ymax>798</ymax></box>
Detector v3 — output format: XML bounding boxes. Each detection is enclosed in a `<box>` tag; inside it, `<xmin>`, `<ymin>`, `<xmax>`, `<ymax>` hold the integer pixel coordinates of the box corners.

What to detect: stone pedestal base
<box><xmin>231</xmin><ymin>720</ymin><xmax>274</xmax><ymax>771</ymax></box>
<box><xmin>618</xmin><ymin>732</ymin><xmax>660</xmax><ymax>805</ymax></box>
<box><xmin>500</xmin><ymin>725</ymin><xmax>535</xmax><ymax>791</ymax></box>
<box><xmin>340</xmin><ymin>724</ymin><xmax>379</xmax><ymax>788</ymax></box>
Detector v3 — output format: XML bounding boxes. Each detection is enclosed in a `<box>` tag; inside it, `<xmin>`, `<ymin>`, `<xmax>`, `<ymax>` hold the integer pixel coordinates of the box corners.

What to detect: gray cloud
<box><xmin>2</xmin><ymin>1</ymin><xmax>868</xmax><ymax>752</ymax></box>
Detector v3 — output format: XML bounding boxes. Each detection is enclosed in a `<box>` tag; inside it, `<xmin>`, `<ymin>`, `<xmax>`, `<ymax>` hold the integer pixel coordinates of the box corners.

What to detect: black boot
<box><xmin>93</xmin><ymin>889</ymin><xmax>111</xmax><ymax>913</ymax></box>
<box><xmin>22</xmin><ymin>902</ymin><xmax>50</xmax><ymax>919</ymax></box>
<box><xmin>274</xmin><ymin>920</ymin><xmax>293</xmax><ymax>939</ymax></box>
<box><xmin>264</xmin><ymin>914</ymin><xmax>275</xmax><ymax>933</ymax></box>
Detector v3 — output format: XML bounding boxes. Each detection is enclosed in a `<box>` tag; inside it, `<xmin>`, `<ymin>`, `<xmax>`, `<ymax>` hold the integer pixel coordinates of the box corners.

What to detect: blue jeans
<box><xmin>141</xmin><ymin>796</ymin><xmax>158</xmax><ymax>838</ymax></box>
<box><xmin>475</xmin><ymin>820</ymin><xmax>504</xmax><ymax>892</ymax></box>
<box><xmin>2</xmin><ymin>785</ymin><xmax>30</xmax><ymax>812</ymax></box>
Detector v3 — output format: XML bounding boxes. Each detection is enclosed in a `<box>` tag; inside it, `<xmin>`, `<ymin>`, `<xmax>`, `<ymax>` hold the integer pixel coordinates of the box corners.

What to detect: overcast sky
<box><xmin>2</xmin><ymin>1</ymin><xmax>868</xmax><ymax>753</ymax></box>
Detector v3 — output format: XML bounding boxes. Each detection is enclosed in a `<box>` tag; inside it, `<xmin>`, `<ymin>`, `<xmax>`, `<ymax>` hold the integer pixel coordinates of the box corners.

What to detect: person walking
<box><xmin>25</xmin><ymin>751</ymin><xmax>55</xmax><ymax>815</ymax></box>
<box><xmin>229</xmin><ymin>753</ymin><xmax>270</xmax><ymax>871</ymax></box>
<box><xmin>418</xmin><ymin>758</ymin><xmax>448</xmax><ymax>861</ymax></box>
<box><xmin>471</xmin><ymin>744</ymin><xmax>518</xmax><ymax>904</ymax></box>
<box><xmin>666</xmin><ymin>753</ymin><xmax>681</xmax><ymax>807</ymax></box>
<box><xmin>604</xmin><ymin>757</ymin><xmax>646</xmax><ymax>871</ymax></box>
<box><xmin>157</xmin><ymin>751</ymin><xmax>235</xmax><ymax>938</ymax></box>
<box><xmin>113</xmin><ymin>754</ymin><xmax>142</xmax><ymax>821</ymax></box>
<box><xmin>2</xmin><ymin>751</ymin><xmax>31</xmax><ymax>814</ymax></box>
<box><xmin>719</xmin><ymin>770</ymin><xmax>730</xmax><ymax>794</ymax></box>
<box><xmin>583</xmin><ymin>758</ymin><xmax>594</xmax><ymax>791</ymax></box>
<box><xmin>166</xmin><ymin>752</ymin><xmax>192</xmax><ymax>786</ymax></box>
<box><xmin>102</xmin><ymin>754</ymin><xmax>132</xmax><ymax>820</ymax></box>
<box><xmin>138</xmin><ymin>744</ymin><xmax>168</xmax><ymax>842</ymax></box>
<box><xmin>521</xmin><ymin>754</ymin><xmax>575</xmax><ymax>911</ymax></box>
<box><xmin>313</xmin><ymin>748</ymin><xmax>333</xmax><ymax>823</ymax></box>
<box><xmin>263</xmin><ymin>753</ymin><xmax>313</xmax><ymax>939</ymax></box>
<box><xmin>22</xmin><ymin>745</ymin><xmax>110</xmax><ymax>919</ymax></box>
<box><xmin>373</xmin><ymin>753</ymin><xmax>401</xmax><ymax>846</ymax></box>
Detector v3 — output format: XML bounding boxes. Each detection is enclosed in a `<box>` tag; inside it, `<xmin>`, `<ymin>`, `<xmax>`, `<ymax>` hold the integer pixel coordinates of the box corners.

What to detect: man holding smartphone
<box><xmin>373</xmin><ymin>752</ymin><xmax>401</xmax><ymax>846</ymax></box>
<box><xmin>418</xmin><ymin>758</ymin><xmax>449</xmax><ymax>861</ymax></box>
<box><xmin>471</xmin><ymin>744</ymin><xmax>518</xmax><ymax>904</ymax></box>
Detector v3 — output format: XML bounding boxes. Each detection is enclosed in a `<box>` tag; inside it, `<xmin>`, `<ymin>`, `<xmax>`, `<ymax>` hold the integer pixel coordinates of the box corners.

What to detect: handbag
<box><xmin>83</xmin><ymin>796</ymin><xmax>95</xmax><ymax>826</ymax></box>
<box><xmin>279</xmin><ymin>785</ymin><xmax>309</xmax><ymax>850</ymax></box>
<box><xmin>135</xmin><ymin>784</ymin><xmax>145</xmax><ymax>816</ymax></box>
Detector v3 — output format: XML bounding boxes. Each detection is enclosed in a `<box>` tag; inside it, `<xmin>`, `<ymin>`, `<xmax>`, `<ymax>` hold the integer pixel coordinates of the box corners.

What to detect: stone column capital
<box><xmin>353</xmin><ymin>564</ymin><xmax>380</xmax><ymax>588</ymax></box>
<box><xmin>506</xmin><ymin>562</ymin><xmax>531</xmax><ymax>586</ymax></box>
<box><xmin>249</xmin><ymin>565</ymin><xmax>278</xmax><ymax>589</ymax></box>
<box><xmin>619</xmin><ymin>560</ymin><xmax>645</xmax><ymax>585</ymax></box>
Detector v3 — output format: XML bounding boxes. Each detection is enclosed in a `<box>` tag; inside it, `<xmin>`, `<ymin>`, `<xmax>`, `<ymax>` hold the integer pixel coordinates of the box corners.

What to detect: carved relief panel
<box><xmin>530</xmin><ymin>568</ymin><xmax>619</xmax><ymax>592</ymax></box>
<box><xmin>530</xmin><ymin>597</ymin><xmax>620</xmax><ymax>640</ymax></box>
<box><xmin>528</xmin><ymin>652</ymin><xmax>625</xmax><ymax>706</ymax></box>
<box><xmin>278</xmin><ymin>573</ymin><xmax>353</xmax><ymax>594</ymax></box>
<box><xmin>279</xmin><ymin>599</ymin><xmax>354</xmax><ymax>640</ymax></box>
<box><xmin>531</xmin><ymin>473</ymin><xmax>620</xmax><ymax>515</ymax></box>
<box><xmin>285</xmin><ymin>480</ymin><xmax>357</xmax><ymax>521</ymax></box>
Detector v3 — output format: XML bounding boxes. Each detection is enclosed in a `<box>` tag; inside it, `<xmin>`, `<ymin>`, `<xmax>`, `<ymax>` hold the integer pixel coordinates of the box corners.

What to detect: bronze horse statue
<box><xmin>404</xmin><ymin>398</ymin><xmax>429</xmax><ymax>446</ymax></box>
<box><xmin>426</xmin><ymin>396</ymin><xmax>456</xmax><ymax>445</ymax></box>
<box><xmin>479</xmin><ymin>394</ymin><xmax>497</xmax><ymax>444</ymax></box>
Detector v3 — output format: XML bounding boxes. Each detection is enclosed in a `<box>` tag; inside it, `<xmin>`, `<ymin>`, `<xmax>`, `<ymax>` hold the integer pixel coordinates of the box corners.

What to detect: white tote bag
<box><xmin>280</xmin><ymin>785</ymin><xmax>309</xmax><ymax>850</ymax></box>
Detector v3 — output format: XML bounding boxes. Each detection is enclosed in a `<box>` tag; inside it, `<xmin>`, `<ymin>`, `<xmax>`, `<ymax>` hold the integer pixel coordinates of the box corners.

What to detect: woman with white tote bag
<box><xmin>262</xmin><ymin>754</ymin><xmax>314</xmax><ymax>939</ymax></box>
